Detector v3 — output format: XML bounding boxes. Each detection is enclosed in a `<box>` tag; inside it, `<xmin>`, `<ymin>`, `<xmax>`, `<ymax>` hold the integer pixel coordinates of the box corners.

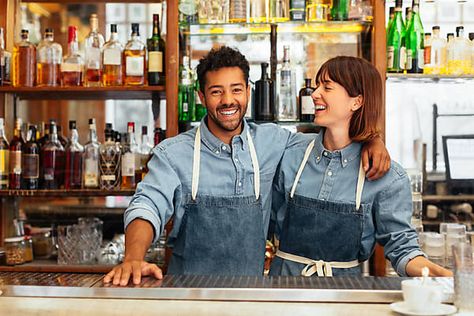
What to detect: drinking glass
<box><xmin>422</xmin><ymin>232</ymin><xmax>445</xmax><ymax>267</ymax></box>
<box><xmin>453</xmin><ymin>243</ymin><xmax>474</xmax><ymax>312</ymax></box>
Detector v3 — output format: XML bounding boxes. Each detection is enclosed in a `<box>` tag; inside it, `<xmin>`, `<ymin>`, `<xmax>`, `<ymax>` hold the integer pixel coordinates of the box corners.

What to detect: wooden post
<box><xmin>165</xmin><ymin>0</ymin><xmax>179</xmax><ymax>138</ymax></box>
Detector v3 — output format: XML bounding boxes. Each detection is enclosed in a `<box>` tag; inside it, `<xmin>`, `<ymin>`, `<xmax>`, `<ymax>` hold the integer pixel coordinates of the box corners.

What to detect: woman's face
<box><xmin>311</xmin><ymin>74</ymin><xmax>361</xmax><ymax>130</ymax></box>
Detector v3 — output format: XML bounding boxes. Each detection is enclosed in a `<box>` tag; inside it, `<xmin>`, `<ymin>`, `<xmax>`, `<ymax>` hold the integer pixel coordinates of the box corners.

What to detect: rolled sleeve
<box><xmin>374</xmin><ymin>168</ymin><xmax>424</xmax><ymax>277</ymax></box>
<box><xmin>124</xmin><ymin>145</ymin><xmax>182</xmax><ymax>244</ymax></box>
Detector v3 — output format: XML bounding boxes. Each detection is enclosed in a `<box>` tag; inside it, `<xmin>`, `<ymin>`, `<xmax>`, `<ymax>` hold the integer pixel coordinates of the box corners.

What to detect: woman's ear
<box><xmin>351</xmin><ymin>95</ymin><xmax>363</xmax><ymax>111</ymax></box>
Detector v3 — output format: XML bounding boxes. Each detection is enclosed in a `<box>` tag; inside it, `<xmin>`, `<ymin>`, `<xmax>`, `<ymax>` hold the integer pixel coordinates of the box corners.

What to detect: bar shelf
<box><xmin>0</xmin><ymin>189</ymin><xmax>136</xmax><ymax>197</ymax></box>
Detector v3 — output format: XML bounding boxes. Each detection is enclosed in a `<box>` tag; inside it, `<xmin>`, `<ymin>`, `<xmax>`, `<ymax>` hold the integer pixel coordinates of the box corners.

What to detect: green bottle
<box><xmin>194</xmin><ymin>79</ymin><xmax>207</xmax><ymax>121</ymax></box>
<box><xmin>386</xmin><ymin>7</ymin><xmax>395</xmax><ymax>37</ymax></box>
<box><xmin>406</xmin><ymin>0</ymin><xmax>425</xmax><ymax>73</ymax></box>
<box><xmin>330</xmin><ymin>0</ymin><xmax>349</xmax><ymax>21</ymax></box>
<box><xmin>178</xmin><ymin>55</ymin><xmax>195</xmax><ymax>122</ymax></box>
<box><xmin>386</xmin><ymin>0</ymin><xmax>405</xmax><ymax>73</ymax></box>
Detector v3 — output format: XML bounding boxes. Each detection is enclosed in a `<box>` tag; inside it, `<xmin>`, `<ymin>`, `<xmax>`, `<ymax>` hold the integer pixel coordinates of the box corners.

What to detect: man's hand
<box><xmin>103</xmin><ymin>260</ymin><xmax>163</xmax><ymax>286</ymax></box>
<box><xmin>361</xmin><ymin>136</ymin><xmax>391</xmax><ymax>181</ymax></box>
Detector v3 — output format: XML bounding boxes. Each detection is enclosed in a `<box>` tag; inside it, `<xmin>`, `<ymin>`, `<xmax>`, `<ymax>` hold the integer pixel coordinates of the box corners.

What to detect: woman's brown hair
<box><xmin>315</xmin><ymin>56</ymin><xmax>382</xmax><ymax>142</ymax></box>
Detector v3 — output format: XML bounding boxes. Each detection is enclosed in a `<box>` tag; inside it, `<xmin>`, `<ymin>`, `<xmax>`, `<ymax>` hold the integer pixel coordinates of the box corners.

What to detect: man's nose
<box><xmin>221</xmin><ymin>91</ymin><xmax>234</xmax><ymax>105</ymax></box>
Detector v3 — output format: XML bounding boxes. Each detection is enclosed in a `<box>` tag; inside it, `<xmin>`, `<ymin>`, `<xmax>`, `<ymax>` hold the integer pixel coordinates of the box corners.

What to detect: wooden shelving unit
<box><xmin>0</xmin><ymin>189</ymin><xmax>136</xmax><ymax>197</ymax></box>
<box><xmin>423</xmin><ymin>194</ymin><xmax>474</xmax><ymax>202</ymax></box>
<box><xmin>0</xmin><ymin>260</ymin><xmax>113</xmax><ymax>273</ymax></box>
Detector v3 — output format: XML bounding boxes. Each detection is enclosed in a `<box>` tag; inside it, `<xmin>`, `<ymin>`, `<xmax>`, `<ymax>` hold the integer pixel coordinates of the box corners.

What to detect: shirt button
<box><xmin>323</xmin><ymin>152</ymin><xmax>328</xmax><ymax>156</ymax></box>
<box><xmin>316</xmin><ymin>156</ymin><xmax>320</xmax><ymax>160</ymax></box>
<box><xmin>343</xmin><ymin>159</ymin><xmax>348</xmax><ymax>163</ymax></box>
<box><xmin>222</xmin><ymin>145</ymin><xmax>227</xmax><ymax>151</ymax></box>
<box><xmin>215</xmin><ymin>150</ymin><xmax>220</xmax><ymax>154</ymax></box>
<box><xmin>238</xmin><ymin>182</ymin><xmax>242</xmax><ymax>187</ymax></box>
<box><xmin>235</xmin><ymin>158</ymin><xmax>239</xmax><ymax>162</ymax></box>
<box><xmin>328</xmin><ymin>171</ymin><xmax>333</xmax><ymax>176</ymax></box>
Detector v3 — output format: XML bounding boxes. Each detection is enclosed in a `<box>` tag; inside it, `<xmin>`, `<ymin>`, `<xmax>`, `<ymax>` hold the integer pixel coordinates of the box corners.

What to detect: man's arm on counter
<box><xmin>103</xmin><ymin>219</ymin><xmax>163</xmax><ymax>285</ymax></box>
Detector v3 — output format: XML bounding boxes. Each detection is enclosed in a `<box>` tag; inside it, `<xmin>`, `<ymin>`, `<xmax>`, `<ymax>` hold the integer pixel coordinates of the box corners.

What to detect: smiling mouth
<box><xmin>314</xmin><ymin>104</ymin><xmax>327</xmax><ymax>111</ymax></box>
<box><xmin>218</xmin><ymin>107</ymin><xmax>239</xmax><ymax>117</ymax></box>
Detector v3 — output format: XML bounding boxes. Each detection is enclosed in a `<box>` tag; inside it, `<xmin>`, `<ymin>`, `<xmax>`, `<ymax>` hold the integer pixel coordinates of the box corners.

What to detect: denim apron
<box><xmin>167</xmin><ymin>126</ymin><xmax>265</xmax><ymax>275</ymax></box>
<box><xmin>270</xmin><ymin>139</ymin><xmax>366</xmax><ymax>277</ymax></box>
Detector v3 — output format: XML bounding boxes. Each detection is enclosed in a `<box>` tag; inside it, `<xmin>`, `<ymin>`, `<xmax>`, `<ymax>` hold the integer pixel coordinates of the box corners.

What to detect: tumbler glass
<box><xmin>453</xmin><ymin>242</ymin><xmax>474</xmax><ymax>312</ymax></box>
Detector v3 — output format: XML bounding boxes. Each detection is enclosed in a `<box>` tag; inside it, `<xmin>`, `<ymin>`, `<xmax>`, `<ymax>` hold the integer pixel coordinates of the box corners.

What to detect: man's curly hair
<box><xmin>196</xmin><ymin>46</ymin><xmax>250</xmax><ymax>93</ymax></box>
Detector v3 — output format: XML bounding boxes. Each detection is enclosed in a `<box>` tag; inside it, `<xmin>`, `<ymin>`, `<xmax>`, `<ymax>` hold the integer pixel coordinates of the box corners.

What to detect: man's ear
<box><xmin>352</xmin><ymin>95</ymin><xmax>363</xmax><ymax>111</ymax></box>
<box><xmin>198</xmin><ymin>90</ymin><xmax>205</xmax><ymax>107</ymax></box>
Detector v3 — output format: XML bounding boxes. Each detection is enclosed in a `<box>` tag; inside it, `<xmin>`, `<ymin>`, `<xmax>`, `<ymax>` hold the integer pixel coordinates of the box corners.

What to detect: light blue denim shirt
<box><xmin>273</xmin><ymin>131</ymin><xmax>425</xmax><ymax>277</ymax></box>
<box><xmin>124</xmin><ymin>117</ymin><xmax>312</xmax><ymax>246</ymax></box>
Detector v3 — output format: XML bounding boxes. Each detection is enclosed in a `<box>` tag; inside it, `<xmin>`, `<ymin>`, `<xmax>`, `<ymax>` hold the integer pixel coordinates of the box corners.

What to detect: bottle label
<box><xmin>399</xmin><ymin>47</ymin><xmax>407</xmax><ymax>70</ymax></box>
<box><xmin>195</xmin><ymin>91</ymin><xmax>202</xmax><ymax>106</ymax></box>
<box><xmin>61</xmin><ymin>63</ymin><xmax>82</xmax><ymax>72</ymax></box>
<box><xmin>101</xmin><ymin>175</ymin><xmax>116</xmax><ymax>181</ymax></box>
<box><xmin>126</xmin><ymin>56</ymin><xmax>144</xmax><ymax>76</ymax></box>
<box><xmin>44</xmin><ymin>168</ymin><xmax>54</xmax><ymax>180</ymax></box>
<box><xmin>418</xmin><ymin>49</ymin><xmax>425</xmax><ymax>69</ymax></box>
<box><xmin>148</xmin><ymin>51</ymin><xmax>163</xmax><ymax>72</ymax></box>
<box><xmin>0</xmin><ymin>54</ymin><xmax>4</xmax><ymax>66</ymax></box>
<box><xmin>22</xmin><ymin>154</ymin><xmax>39</xmax><ymax>179</ymax></box>
<box><xmin>9</xmin><ymin>150</ymin><xmax>21</xmax><ymax>174</ymax></box>
<box><xmin>4</xmin><ymin>51</ymin><xmax>11</xmax><ymax>81</ymax></box>
<box><xmin>121</xmin><ymin>152</ymin><xmax>135</xmax><ymax>176</ymax></box>
<box><xmin>86</xmin><ymin>47</ymin><xmax>101</xmax><ymax>69</ymax></box>
<box><xmin>84</xmin><ymin>159</ymin><xmax>99</xmax><ymax>187</ymax></box>
<box><xmin>387</xmin><ymin>47</ymin><xmax>395</xmax><ymax>69</ymax></box>
<box><xmin>301</xmin><ymin>96</ymin><xmax>314</xmax><ymax>115</ymax></box>
<box><xmin>405</xmin><ymin>49</ymin><xmax>413</xmax><ymax>70</ymax></box>
<box><xmin>0</xmin><ymin>149</ymin><xmax>8</xmax><ymax>176</ymax></box>
<box><xmin>183</xmin><ymin>102</ymin><xmax>189</xmax><ymax>112</ymax></box>
<box><xmin>104</xmin><ymin>49</ymin><xmax>122</xmax><ymax>66</ymax></box>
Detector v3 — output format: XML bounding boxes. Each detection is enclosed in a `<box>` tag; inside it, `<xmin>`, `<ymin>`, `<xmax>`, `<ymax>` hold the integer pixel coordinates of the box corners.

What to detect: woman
<box><xmin>270</xmin><ymin>56</ymin><xmax>451</xmax><ymax>277</ymax></box>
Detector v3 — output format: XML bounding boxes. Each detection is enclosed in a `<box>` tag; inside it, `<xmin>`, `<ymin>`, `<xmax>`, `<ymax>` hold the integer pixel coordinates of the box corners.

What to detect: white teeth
<box><xmin>315</xmin><ymin>105</ymin><xmax>326</xmax><ymax>110</ymax></box>
<box><xmin>220</xmin><ymin>109</ymin><xmax>238</xmax><ymax>115</ymax></box>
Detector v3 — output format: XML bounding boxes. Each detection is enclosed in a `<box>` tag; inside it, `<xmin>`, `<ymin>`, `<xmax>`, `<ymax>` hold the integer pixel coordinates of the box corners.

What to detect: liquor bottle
<box><xmin>250</xmin><ymin>0</ymin><xmax>269</xmax><ymax>23</ymax></box>
<box><xmin>41</xmin><ymin>120</ymin><xmax>65</xmax><ymax>189</ymax></box>
<box><xmin>83</xmin><ymin>118</ymin><xmax>100</xmax><ymax>188</ymax></box>
<box><xmin>65</xmin><ymin>120</ymin><xmax>84</xmax><ymax>190</ymax></box>
<box><xmin>153</xmin><ymin>127</ymin><xmax>165</xmax><ymax>146</ymax></box>
<box><xmin>229</xmin><ymin>0</ymin><xmax>247</xmax><ymax>23</ymax></box>
<box><xmin>178</xmin><ymin>55</ymin><xmax>195</xmax><ymax>123</ymax></box>
<box><xmin>36</xmin><ymin>29</ymin><xmax>62</xmax><ymax>87</ymax></box>
<box><xmin>405</xmin><ymin>0</ymin><xmax>424</xmax><ymax>74</ymax></box>
<box><xmin>278</xmin><ymin>45</ymin><xmax>297</xmax><ymax>121</ymax></box>
<box><xmin>254</xmin><ymin>62</ymin><xmax>275</xmax><ymax>121</ymax></box>
<box><xmin>470</xmin><ymin>33</ymin><xmax>474</xmax><ymax>75</ymax></box>
<box><xmin>99</xmin><ymin>124</ymin><xmax>121</xmax><ymax>190</ymax></box>
<box><xmin>9</xmin><ymin>118</ymin><xmax>23</xmax><ymax>189</ymax></box>
<box><xmin>1</xmin><ymin>27</ymin><xmax>11</xmax><ymax>86</ymax></box>
<box><xmin>0</xmin><ymin>118</ymin><xmax>9</xmax><ymax>189</ymax></box>
<box><xmin>306</xmin><ymin>0</ymin><xmax>330</xmax><ymax>22</ymax></box>
<box><xmin>147</xmin><ymin>14</ymin><xmax>166</xmax><ymax>86</ymax></box>
<box><xmin>56</xmin><ymin>125</ymin><xmax>69</xmax><ymax>148</ymax></box>
<box><xmin>386</xmin><ymin>0</ymin><xmax>405</xmax><ymax>73</ymax></box>
<box><xmin>424</xmin><ymin>32</ymin><xmax>431</xmax><ymax>70</ymax></box>
<box><xmin>22</xmin><ymin>125</ymin><xmax>39</xmax><ymax>189</ymax></box>
<box><xmin>123</xmin><ymin>24</ymin><xmax>146</xmax><ymax>86</ymax></box>
<box><xmin>137</xmin><ymin>126</ymin><xmax>153</xmax><ymax>182</ymax></box>
<box><xmin>38</xmin><ymin>122</ymin><xmax>49</xmax><ymax>149</ymax></box>
<box><xmin>12</xmin><ymin>30</ymin><xmax>36</xmax><ymax>87</ymax></box>
<box><xmin>84</xmin><ymin>14</ymin><xmax>105</xmax><ymax>87</ymax></box>
<box><xmin>448</xmin><ymin>26</ymin><xmax>471</xmax><ymax>76</ymax></box>
<box><xmin>386</xmin><ymin>7</ymin><xmax>395</xmax><ymax>37</ymax></box>
<box><xmin>61</xmin><ymin>26</ymin><xmax>83</xmax><ymax>86</ymax></box>
<box><xmin>330</xmin><ymin>0</ymin><xmax>349</xmax><ymax>21</ymax></box>
<box><xmin>194</xmin><ymin>78</ymin><xmax>207</xmax><ymax>121</ymax></box>
<box><xmin>102</xmin><ymin>24</ymin><xmax>123</xmax><ymax>86</ymax></box>
<box><xmin>270</xmin><ymin>0</ymin><xmax>290</xmax><ymax>22</ymax></box>
<box><xmin>290</xmin><ymin>0</ymin><xmax>306</xmax><ymax>21</ymax></box>
<box><xmin>121</xmin><ymin>122</ymin><xmax>137</xmax><ymax>189</ymax></box>
<box><xmin>405</xmin><ymin>7</ymin><xmax>412</xmax><ymax>32</ymax></box>
<box><xmin>298</xmin><ymin>78</ymin><xmax>315</xmax><ymax>122</ymax></box>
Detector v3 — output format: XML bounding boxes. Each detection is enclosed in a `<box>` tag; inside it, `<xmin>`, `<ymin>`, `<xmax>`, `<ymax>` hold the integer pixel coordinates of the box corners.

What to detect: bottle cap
<box><xmin>110</xmin><ymin>24</ymin><xmax>117</xmax><ymax>33</ymax></box>
<box><xmin>432</xmin><ymin>26</ymin><xmax>440</xmax><ymax>30</ymax></box>
<box><xmin>68</xmin><ymin>26</ymin><xmax>77</xmax><ymax>42</ymax></box>
<box><xmin>131</xmin><ymin>23</ymin><xmax>140</xmax><ymax>36</ymax></box>
<box><xmin>142</xmin><ymin>126</ymin><xmax>148</xmax><ymax>135</ymax></box>
<box><xmin>69</xmin><ymin>120</ymin><xmax>76</xmax><ymax>130</ymax></box>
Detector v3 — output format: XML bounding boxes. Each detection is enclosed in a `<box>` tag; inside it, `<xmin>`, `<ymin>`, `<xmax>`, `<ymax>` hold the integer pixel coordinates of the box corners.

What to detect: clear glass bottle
<box><xmin>229</xmin><ymin>0</ymin><xmax>247</xmax><ymax>23</ymax></box>
<box><xmin>61</xmin><ymin>26</ymin><xmax>83</xmax><ymax>86</ymax></box>
<box><xmin>448</xmin><ymin>26</ymin><xmax>471</xmax><ymax>76</ymax></box>
<box><xmin>278</xmin><ymin>45</ymin><xmax>297</xmax><ymax>121</ymax></box>
<box><xmin>102</xmin><ymin>24</ymin><xmax>123</xmax><ymax>86</ymax></box>
<box><xmin>12</xmin><ymin>30</ymin><xmax>36</xmax><ymax>87</ymax></box>
<box><xmin>65</xmin><ymin>120</ymin><xmax>84</xmax><ymax>190</ymax></box>
<box><xmin>270</xmin><ymin>0</ymin><xmax>290</xmax><ymax>22</ymax></box>
<box><xmin>41</xmin><ymin>120</ymin><xmax>65</xmax><ymax>189</ymax></box>
<box><xmin>470</xmin><ymin>33</ymin><xmax>474</xmax><ymax>75</ymax></box>
<box><xmin>178</xmin><ymin>55</ymin><xmax>195</xmax><ymax>123</ymax></box>
<box><xmin>0</xmin><ymin>27</ymin><xmax>12</xmax><ymax>86</ymax></box>
<box><xmin>22</xmin><ymin>125</ymin><xmax>40</xmax><ymax>190</ymax></box>
<box><xmin>306</xmin><ymin>0</ymin><xmax>330</xmax><ymax>22</ymax></box>
<box><xmin>99</xmin><ymin>123</ymin><xmax>121</xmax><ymax>190</ymax></box>
<box><xmin>423</xmin><ymin>32</ymin><xmax>431</xmax><ymax>71</ymax></box>
<box><xmin>123</xmin><ymin>23</ymin><xmax>146</xmax><ymax>86</ymax></box>
<box><xmin>250</xmin><ymin>0</ymin><xmax>269</xmax><ymax>23</ymax></box>
<box><xmin>136</xmin><ymin>125</ymin><xmax>153</xmax><ymax>182</ymax></box>
<box><xmin>0</xmin><ymin>118</ymin><xmax>9</xmax><ymax>189</ymax></box>
<box><xmin>9</xmin><ymin>118</ymin><xmax>24</xmax><ymax>189</ymax></box>
<box><xmin>121</xmin><ymin>122</ymin><xmax>137</xmax><ymax>189</ymax></box>
<box><xmin>36</xmin><ymin>28</ymin><xmax>62</xmax><ymax>87</ymax></box>
<box><xmin>147</xmin><ymin>14</ymin><xmax>166</xmax><ymax>86</ymax></box>
<box><xmin>84</xmin><ymin>14</ymin><xmax>105</xmax><ymax>87</ymax></box>
<box><xmin>83</xmin><ymin>118</ymin><xmax>100</xmax><ymax>189</ymax></box>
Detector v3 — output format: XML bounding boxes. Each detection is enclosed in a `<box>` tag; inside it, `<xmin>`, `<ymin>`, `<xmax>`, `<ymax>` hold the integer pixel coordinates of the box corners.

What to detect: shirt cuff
<box><xmin>396</xmin><ymin>250</ymin><xmax>427</xmax><ymax>277</ymax></box>
<box><xmin>124</xmin><ymin>206</ymin><xmax>162</xmax><ymax>244</ymax></box>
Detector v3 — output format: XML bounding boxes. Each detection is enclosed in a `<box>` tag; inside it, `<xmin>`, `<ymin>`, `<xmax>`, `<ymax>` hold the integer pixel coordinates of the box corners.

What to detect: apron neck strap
<box><xmin>290</xmin><ymin>140</ymin><xmax>365</xmax><ymax>211</ymax></box>
<box><xmin>191</xmin><ymin>126</ymin><xmax>260</xmax><ymax>201</ymax></box>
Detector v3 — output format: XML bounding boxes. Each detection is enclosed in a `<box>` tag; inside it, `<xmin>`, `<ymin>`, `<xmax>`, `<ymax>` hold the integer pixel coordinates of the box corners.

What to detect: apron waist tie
<box><xmin>275</xmin><ymin>250</ymin><xmax>359</xmax><ymax>277</ymax></box>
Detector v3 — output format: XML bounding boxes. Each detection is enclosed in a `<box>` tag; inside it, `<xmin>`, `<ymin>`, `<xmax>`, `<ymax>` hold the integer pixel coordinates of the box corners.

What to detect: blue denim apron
<box><xmin>270</xmin><ymin>139</ymin><xmax>366</xmax><ymax>277</ymax></box>
<box><xmin>168</xmin><ymin>126</ymin><xmax>265</xmax><ymax>276</ymax></box>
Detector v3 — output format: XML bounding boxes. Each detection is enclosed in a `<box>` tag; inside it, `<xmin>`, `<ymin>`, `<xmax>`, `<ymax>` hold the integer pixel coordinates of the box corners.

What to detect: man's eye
<box><xmin>233</xmin><ymin>88</ymin><xmax>243</xmax><ymax>93</ymax></box>
<box><xmin>211</xmin><ymin>90</ymin><xmax>222</xmax><ymax>95</ymax></box>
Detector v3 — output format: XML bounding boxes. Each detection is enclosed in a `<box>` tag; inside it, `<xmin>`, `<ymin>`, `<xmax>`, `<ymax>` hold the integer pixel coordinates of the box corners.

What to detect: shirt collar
<box><xmin>313</xmin><ymin>129</ymin><xmax>362</xmax><ymax>168</ymax></box>
<box><xmin>199</xmin><ymin>116</ymin><xmax>248</xmax><ymax>155</ymax></box>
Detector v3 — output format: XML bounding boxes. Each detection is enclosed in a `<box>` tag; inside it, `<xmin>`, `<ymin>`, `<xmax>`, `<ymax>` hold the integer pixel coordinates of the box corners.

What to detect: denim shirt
<box><xmin>124</xmin><ymin>117</ymin><xmax>312</xmax><ymax>246</ymax></box>
<box><xmin>273</xmin><ymin>132</ymin><xmax>425</xmax><ymax>276</ymax></box>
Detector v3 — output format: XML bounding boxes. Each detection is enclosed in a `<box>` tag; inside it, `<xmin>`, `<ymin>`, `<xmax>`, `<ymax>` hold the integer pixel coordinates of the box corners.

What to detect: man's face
<box><xmin>198</xmin><ymin>67</ymin><xmax>250</xmax><ymax>133</ymax></box>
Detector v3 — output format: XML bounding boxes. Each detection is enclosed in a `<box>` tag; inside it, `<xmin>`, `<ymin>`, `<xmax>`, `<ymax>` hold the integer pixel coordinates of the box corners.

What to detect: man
<box><xmin>104</xmin><ymin>47</ymin><xmax>390</xmax><ymax>286</ymax></box>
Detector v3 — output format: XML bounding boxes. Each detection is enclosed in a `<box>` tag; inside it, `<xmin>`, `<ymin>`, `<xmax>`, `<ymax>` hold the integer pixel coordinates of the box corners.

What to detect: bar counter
<box><xmin>0</xmin><ymin>272</ymin><xmax>456</xmax><ymax>315</ymax></box>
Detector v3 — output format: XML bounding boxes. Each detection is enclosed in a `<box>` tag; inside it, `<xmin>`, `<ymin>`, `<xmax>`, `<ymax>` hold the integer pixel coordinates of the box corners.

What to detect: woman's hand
<box><xmin>361</xmin><ymin>136</ymin><xmax>391</xmax><ymax>181</ymax></box>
